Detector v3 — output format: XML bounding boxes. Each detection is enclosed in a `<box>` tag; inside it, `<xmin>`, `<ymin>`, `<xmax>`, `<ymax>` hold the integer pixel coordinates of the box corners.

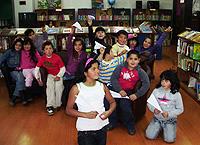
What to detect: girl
<box><xmin>0</xmin><ymin>38</ymin><xmax>26</xmax><ymax>106</ymax></box>
<box><xmin>146</xmin><ymin>70</ymin><xmax>184</xmax><ymax>143</ymax></box>
<box><xmin>21</xmin><ymin>37</ymin><xmax>41</xmax><ymax>101</ymax></box>
<box><xmin>63</xmin><ymin>26</ymin><xmax>87</xmax><ymax>107</ymax></box>
<box><xmin>127</xmin><ymin>33</ymin><xmax>138</xmax><ymax>50</ymax></box>
<box><xmin>110</xmin><ymin>50</ymin><xmax>150</xmax><ymax>135</ymax></box>
<box><xmin>66</xmin><ymin>58</ymin><xmax>116</xmax><ymax>145</ymax></box>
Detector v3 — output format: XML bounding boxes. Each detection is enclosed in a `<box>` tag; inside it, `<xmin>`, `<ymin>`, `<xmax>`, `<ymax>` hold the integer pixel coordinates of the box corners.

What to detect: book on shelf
<box><xmin>196</xmin><ymin>82</ymin><xmax>200</xmax><ymax>100</ymax></box>
<box><xmin>193</xmin><ymin>43</ymin><xmax>200</xmax><ymax>60</ymax></box>
<box><xmin>139</xmin><ymin>22</ymin><xmax>153</xmax><ymax>33</ymax></box>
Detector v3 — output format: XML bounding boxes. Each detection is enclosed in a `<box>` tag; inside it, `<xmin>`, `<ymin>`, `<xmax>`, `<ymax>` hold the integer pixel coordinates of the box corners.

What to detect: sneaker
<box><xmin>47</xmin><ymin>107</ymin><xmax>54</xmax><ymax>116</ymax></box>
<box><xmin>22</xmin><ymin>100</ymin><xmax>28</xmax><ymax>105</ymax></box>
<box><xmin>9</xmin><ymin>100</ymin><xmax>16</xmax><ymax>106</ymax></box>
<box><xmin>27</xmin><ymin>97</ymin><xmax>33</xmax><ymax>102</ymax></box>
<box><xmin>128</xmin><ymin>128</ymin><xmax>136</xmax><ymax>135</ymax></box>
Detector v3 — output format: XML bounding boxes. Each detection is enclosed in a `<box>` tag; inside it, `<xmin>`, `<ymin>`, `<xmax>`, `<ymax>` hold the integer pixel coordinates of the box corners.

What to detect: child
<box><xmin>135</xmin><ymin>26</ymin><xmax>172</xmax><ymax>78</ymax></box>
<box><xmin>145</xmin><ymin>70</ymin><xmax>184</xmax><ymax>143</ymax></box>
<box><xmin>63</xmin><ymin>26</ymin><xmax>87</xmax><ymax>106</ymax></box>
<box><xmin>127</xmin><ymin>33</ymin><xmax>138</xmax><ymax>50</ymax></box>
<box><xmin>110</xmin><ymin>50</ymin><xmax>150</xmax><ymax>135</ymax></box>
<box><xmin>98</xmin><ymin>45</ymin><xmax>127</xmax><ymax>85</ymax></box>
<box><xmin>87</xmin><ymin>17</ymin><xmax>108</xmax><ymax>58</ymax></box>
<box><xmin>112</xmin><ymin>30</ymin><xmax>130</xmax><ymax>57</ymax></box>
<box><xmin>24</xmin><ymin>27</ymin><xmax>48</xmax><ymax>55</ymax></box>
<box><xmin>21</xmin><ymin>37</ymin><xmax>41</xmax><ymax>101</ymax></box>
<box><xmin>0</xmin><ymin>38</ymin><xmax>26</xmax><ymax>105</ymax></box>
<box><xmin>66</xmin><ymin>58</ymin><xmax>116</xmax><ymax>145</ymax></box>
<box><xmin>35</xmin><ymin>41</ymin><xmax>66</xmax><ymax>116</ymax></box>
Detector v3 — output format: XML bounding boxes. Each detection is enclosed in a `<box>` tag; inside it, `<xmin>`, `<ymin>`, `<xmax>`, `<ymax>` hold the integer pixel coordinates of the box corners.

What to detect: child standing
<box><xmin>21</xmin><ymin>37</ymin><xmax>41</xmax><ymax>101</ymax></box>
<box><xmin>66</xmin><ymin>58</ymin><xmax>116</xmax><ymax>145</ymax></box>
<box><xmin>0</xmin><ymin>38</ymin><xmax>26</xmax><ymax>105</ymax></box>
<box><xmin>63</xmin><ymin>26</ymin><xmax>87</xmax><ymax>106</ymax></box>
<box><xmin>145</xmin><ymin>70</ymin><xmax>184</xmax><ymax>143</ymax></box>
<box><xmin>112</xmin><ymin>30</ymin><xmax>129</xmax><ymax>57</ymax></box>
<box><xmin>110</xmin><ymin>50</ymin><xmax>150</xmax><ymax>135</ymax></box>
<box><xmin>127</xmin><ymin>33</ymin><xmax>138</xmax><ymax>50</ymax></box>
<box><xmin>35</xmin><ymin>41</ymin><xmax>66</xmax><ymax>116</ymax></box>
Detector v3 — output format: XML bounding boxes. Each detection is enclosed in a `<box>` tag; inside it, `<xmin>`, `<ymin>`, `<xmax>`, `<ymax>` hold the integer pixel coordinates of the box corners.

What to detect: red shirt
<box><xmin>37</xmin><ymin>53</ymin><xmax>64</xmax><ymax>76</ymax></box>
<box><xmin>118</xmin><ymin>67</ymin><xmax>140</xmax><ymax>91</ymax></box>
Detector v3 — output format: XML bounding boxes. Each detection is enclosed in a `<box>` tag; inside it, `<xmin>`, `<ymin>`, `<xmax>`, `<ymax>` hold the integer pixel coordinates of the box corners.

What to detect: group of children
<box><xmin>0</xmin><ymin>20</ymin><xmax>184</xmax><ymax>145</ymax></box>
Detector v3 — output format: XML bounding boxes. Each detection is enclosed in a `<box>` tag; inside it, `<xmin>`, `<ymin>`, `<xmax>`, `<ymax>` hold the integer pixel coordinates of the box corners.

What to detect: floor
<box><xmin>0</xmin><ymin>46</ymin><xmax>200</xmax><ymax>145</ymax></box>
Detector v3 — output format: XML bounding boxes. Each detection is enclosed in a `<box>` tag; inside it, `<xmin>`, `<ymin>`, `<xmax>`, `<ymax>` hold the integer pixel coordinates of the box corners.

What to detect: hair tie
<box><xmin>85</xmin><ymin>58</ymin><xmax>94</xmax><ymax>68</ymax></box>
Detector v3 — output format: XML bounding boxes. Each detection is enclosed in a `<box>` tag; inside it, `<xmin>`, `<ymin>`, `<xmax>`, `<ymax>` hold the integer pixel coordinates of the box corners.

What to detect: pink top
<box><xmin>20</xmin><ymin>50</ymin><xmax>41</xmax><ymax>69</ymax></box>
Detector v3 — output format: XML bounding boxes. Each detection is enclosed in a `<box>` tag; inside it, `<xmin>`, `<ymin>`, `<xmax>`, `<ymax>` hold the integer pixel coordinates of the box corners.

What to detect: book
<box><xmin>193</xmin><ymin>43</ymin><xmax>200</xmax><ymax>60</ymax></box>
<box><xmin>196</xmin><ymin>82</ymin><xmax>200</xmax><ymax>100</ymax></box>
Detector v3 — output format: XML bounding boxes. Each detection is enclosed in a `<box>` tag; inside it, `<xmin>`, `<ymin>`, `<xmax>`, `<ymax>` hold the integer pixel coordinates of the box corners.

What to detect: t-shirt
<box><xmin>37</xmin><ymin>53</ymin><xmax>64</xmax><ymax>76</ymax></box>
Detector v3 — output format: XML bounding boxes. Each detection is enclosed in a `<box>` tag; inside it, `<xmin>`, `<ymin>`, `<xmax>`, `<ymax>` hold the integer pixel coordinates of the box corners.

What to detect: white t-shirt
<box><xmin>75</xmin><ymin>81</ymin><xmax>109</xmax><ymax>131</ymax></box>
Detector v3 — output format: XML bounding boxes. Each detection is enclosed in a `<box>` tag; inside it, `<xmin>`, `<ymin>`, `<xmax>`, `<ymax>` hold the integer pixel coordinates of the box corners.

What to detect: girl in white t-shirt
<box><xmin>66</xmin><ymin>58</ymin><xmax>116</xmax><ymax>145</ymax></box>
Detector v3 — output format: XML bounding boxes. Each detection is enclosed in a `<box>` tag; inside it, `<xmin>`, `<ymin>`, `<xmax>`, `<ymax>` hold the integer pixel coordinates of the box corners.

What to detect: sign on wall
<box><xmin>38</xmin><ymin>0</ymin><xmax>61</xmax><ymax>9</ymax></box>
<box><xmin>92</xmin><ymin>0</ymin><xmax>104</xmax><ymax>9</ymax></box>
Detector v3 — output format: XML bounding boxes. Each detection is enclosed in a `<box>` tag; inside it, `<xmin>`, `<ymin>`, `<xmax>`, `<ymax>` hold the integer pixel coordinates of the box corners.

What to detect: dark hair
<box><xmin>128</xmin><ymin>37</ymin><xmax>138</xmax><ymax>48</ymax></box>
<box><xmin>156</xmin><ymin>70</ymin><xmax>180</xmax><ymax>94</ymax></box>
<box><xmin>117</xmin><ymin>30</ymin><xmax>128</xmax><ymax>38</ymax></box>
<box><xmin>102</xmin><ymin>45</ymin><xmax>112</xmax><ymax>59</ymax></box>
<box><xmin>95</xmin><ymin>26</ymin><xmax>106</xmax><ymax>35</ymax></box>
<box><xmin>23</xmin><ymin>37</ymin><xmax>38</xmax><ymax>63</ymax></box>
<box><xmin>42</xmin><ymin>41</ymin><xmax>54</xmax><ymax>50</ymax></box>
<box><xmin>77</xmin><ymin>59</ymin><xmax>99</xmax><ymax>83</ymax></box>
<box><xmin>127</xmin><ymin>50</ymin><xmax>140</xmax><ymax>58</ymax></box>
<box><xmin>24</xmin><ymin>29</ymin><xmax>35</xmax><ymax>36</ymax></box>
<box><xmin>11</xmin><ymin>38</ymin><xmax>23</xmax><ymax>51</ymax></box>
<box><xmin>72</xmin><ymin>37</ymin><xmax>86</xmax><ymax>59</ymax></box>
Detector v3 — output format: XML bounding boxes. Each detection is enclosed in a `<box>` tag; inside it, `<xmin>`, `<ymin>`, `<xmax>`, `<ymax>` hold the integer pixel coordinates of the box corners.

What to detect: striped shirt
<box><xmin>99</xmin><ymin>54</ymin><xmax>126</xmax><ymax>84</ymax></box>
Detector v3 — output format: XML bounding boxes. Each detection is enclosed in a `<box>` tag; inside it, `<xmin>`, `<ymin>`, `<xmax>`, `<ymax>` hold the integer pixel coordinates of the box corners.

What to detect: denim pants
<box><xmin>10</xmin><ymin>71</ymin><xmax>25</xmax><ymax>97</ymax></box>
<box><xmin>146</xmin><ymin>117</ymin><xmax>177</xmax><ymax>143</ymax></box>
<box><xmin>105</xmin><ymin>98</ymin><xmax>135</xmax><ymax>130</ymax></box>
<box><xmin>78</xmin><ymin>128</ymin><xmax>107</xmax><ymax>145</ymax></box>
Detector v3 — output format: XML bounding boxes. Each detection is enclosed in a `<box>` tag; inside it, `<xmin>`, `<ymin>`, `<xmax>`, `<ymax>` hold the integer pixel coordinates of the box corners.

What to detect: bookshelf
<box><xmin>77</xmin><ymin>8</ymin><xmax>131</xmax><ymax>27</ymax></box>
<box><xmin>35</xmin><ymin>9</ymin><xmax>75</xmax><ymax>27</ymax></box>
<box><xmin>177</xmin><ymin>30</ymin><xmax>200</xmax><ymax>102</ymax></box>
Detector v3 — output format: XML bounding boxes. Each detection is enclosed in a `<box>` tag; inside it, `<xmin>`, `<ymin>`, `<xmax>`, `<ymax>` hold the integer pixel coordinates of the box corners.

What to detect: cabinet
<box><xmin>132</xmin><ymin>9</ymin><xmax>172</xmax><ymax>27</ymax></box>
<box><xmin>35</xmin><ymin>9</ymin><xmax>75</xmax><ymax>27</ymax></box>
<box><xmin>177</xmin><ymin>30</ymin><xmax>200</xmax><ymax>102</ymax></box>
<box><xmin>78</xmin><ymin>8</ymin><xmax>131</xmax><ymax>27</ymax></box>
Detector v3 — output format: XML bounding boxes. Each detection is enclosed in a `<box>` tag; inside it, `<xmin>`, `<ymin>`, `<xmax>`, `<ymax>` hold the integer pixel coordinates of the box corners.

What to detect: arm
<box><xmin>66</xmin><ymin>85</ymin><xmax>98</xmax><ymax>119</ymax></box>
<box><xmin>100</xmin><ymin>85</ymin><xmax>116</xmax><ymax>120</ymax></box>
<box><xmin>0</xmin><ymin>50</ymin><xmax>10</xmax><ymax>67</ymax></box>
<box><xmin>134</xmin><ymin>68</ymin><xmax>150</xmax><ymax>97</ymax></box>
<box><xmin>167</xmin><ymin>92</ymin><xmax>184</xmax><ymax>118</ymax></box>
<box><xmin>66</xmin><ymin>27</ymin><xmax>76</xmax><ymax>55</ymax></box>
<box><xmin>87</xmin><ymin>19</ymin><xmax>95</xmax><ymax>48</ymax></box>
<box><xmin>56</xmin><ymin>66</ymin><xmax>66</xmax><ymax>78</ymax></box>
<box><xmin>110</xmin><ymin>65</ymin><xmax>123</xmax><ymax>93</ymax></box>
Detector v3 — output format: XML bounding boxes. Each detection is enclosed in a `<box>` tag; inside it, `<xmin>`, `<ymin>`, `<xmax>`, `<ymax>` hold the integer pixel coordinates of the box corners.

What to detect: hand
<box><xmin>164</xmin><ymin>26</ymin><xmax>173</xmax><ymax>33</ymax></box>
<box><xmin>99</xmin><ymin>47</ymin><xmax>105</xmax><ymax>54</ymax></box>
<box><xmin>99</xmin><ymin>111</ymin><xmax>110</xmax><ymax>120</ymax></box>
<box><xmin>54</xmin><ymin>76</ymin><xmax>60</xmax><ymax>81</ymax></box>
<box><xmin>162</xmin><ymin>111</ymin><xmax>169</xmax><ymax>118</ymax></box>
<box><xmin>129</xmin><ymin>94</ymin><xmax>137</xmax><ymax>101</ymax></box>
<box><xmin>71</xmin><ymin>26</ymin><xmax>76</xmax><ymax>34</ymax></box>
<box><xmin>87</xmin><ymin>17</ymin><xmax>93</xmax><ymax>26</ymax></box>
<box><xmin>41</xmin><ymin>26</ymin><xmax>46</xmax><ymax>33</ymax></box>
<box><xmin>85</xmin><ymin>111</ymin><xmax>98</xmax><ymax>119</ymax></box>
<box><xmin>119</xmin><ymin>90</ymin><xmax>127</xmax><ymax>97</ymax></box>
<box><xmin>118</xmin><ymin>50</ymin><xmax>127</xmax><ymax>56</ymax></box>
<box><xmin>37</xmin><ymin>79</ymin><xmax>43</xmax><ymax>86</ymax></box>
<box><xmin>154</xmin><ymin>108</ymin><xmax>161</xmax><ymax>114</ymax></box>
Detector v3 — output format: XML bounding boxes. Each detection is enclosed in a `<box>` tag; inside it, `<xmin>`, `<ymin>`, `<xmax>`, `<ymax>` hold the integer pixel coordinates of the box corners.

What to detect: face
<box><xmin>74</xmin><ymin>41</ymin><xmax>83</xmax><ymax>53</ymax></box>
<box><xmin>129</xmin><ymin>40</ymin><xmax>137</xmax><ymax>48</ymax></box>
<box><xmin>126</xmin><ymin>54</ymin><xmax>140</xmax><ymax>70</ymax></box>
<box><xmin>95</xmin><ymin>31</ymin><xmax>105</xmax><ymax>39</ymax></box>
<box><xmin>161</xmin><ymin>79</ymin><xmax>171</xmax><ymax>90</ymax></box>
<box><xmin>118</xmin><ymin>34</ymin><xmax>127</xmax><ymax>45</ymax></box>
<box><xmin>143</xmin><ymin>38</ymin><xmax>152</xmax><ymax>49</ymax></box>
<box><xmin>28</xmin><ymin>32</ymin><xmax>36</xmax><ymax>40</ymax></box>
<box><xmin>15</xmin><ymin>42</ymin><xmax>22</xmax><ymax>51</ymax></box>
<box><xmin>24</xmin><ymin>42</ymin><xmax>31</xmax><ymax>51</ymax></box>
<box><xmin>44</xmin><ymin>45</ymin><xmax>53</xmax><ymax>57</ymax></box>
<box><xmin>85</xmin><ymin>62</ymin><xmax>100</xmax><ymax>80</ymax></box>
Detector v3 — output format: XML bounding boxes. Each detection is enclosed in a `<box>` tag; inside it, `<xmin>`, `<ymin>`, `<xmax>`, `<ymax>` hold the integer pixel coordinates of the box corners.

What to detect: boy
<box><xmin>35</xmin><ymin>41</ymin><xmax>65</xmax><ymax>115</ymax></box>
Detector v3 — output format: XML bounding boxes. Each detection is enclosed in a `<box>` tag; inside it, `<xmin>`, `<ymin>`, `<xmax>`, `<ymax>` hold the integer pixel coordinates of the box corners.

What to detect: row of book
<box><xmin>177</xmin><ymin>38</ymin><xmax>200</xmax><ymax>61</ymax></box>
<box><xmin>178</xmin><ymin>54</ymin><xmax>200</xmax><ymax>73</ymax></box>
<box><xmin>178</xmin><ymin>30</ymin><xmax>200</xmax><ymax>43</ymax></box>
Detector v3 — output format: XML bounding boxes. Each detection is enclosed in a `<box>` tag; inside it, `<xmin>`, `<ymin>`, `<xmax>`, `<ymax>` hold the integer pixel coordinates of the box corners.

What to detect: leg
<box><xmin>23</xmin><ymin>69</ymin><xmax>34</xmax><ymax>87</ymax></box>
<box><xmin>46</xmin><ymin>74</ymin><xmax>55</xmax><ymax>107</ymax></box>
<box><xmin>96</xmin><ymin>129</ymin><xmax>107</xmax><ymax>145</ymax></box>
<box><xmin>55</xmin><ymin>78</ymin><xmax>64</xmax><ymax>108</ymax></box>
<box><xmin>146</xmin><ymin>117</ymin><xmax>162</xmax><ymax>140</ymax></box>
<box><xmin>78</xmin><ymin>132</ymin><xmax>96</xmax><ymax>145</ymax></box>
<box><xmin>163</xmin><ymin>119</ymin><xmax>177</xmax><ymax>143</ymax></box>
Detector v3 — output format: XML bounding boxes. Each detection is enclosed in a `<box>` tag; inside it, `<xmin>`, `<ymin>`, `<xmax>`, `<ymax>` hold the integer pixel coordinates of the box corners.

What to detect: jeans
<box><xmin>78</xmin><ymin>128</ymin><xmax>107</xmax><ymax>145</ymax></box>
<box><xmin>10</xmin><ymin>71</ymin><xmax>25</xmax><ymax>97</ymax></box>
<box><xmin>146</xmin><ymin>117</ymin><xmax>177</xmax><ymax>143</ymax></box>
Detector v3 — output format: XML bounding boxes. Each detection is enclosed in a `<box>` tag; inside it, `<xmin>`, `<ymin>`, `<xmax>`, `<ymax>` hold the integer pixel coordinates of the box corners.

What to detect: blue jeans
<box><xmin>10</xmin><ymin>71</ymin><xmax>25</xmax><ymax>97</ymax></box>
<box><xmin>146</xmin><ymin>117</ymin><xmax>177</xmax><ymax>143</ymax></box>
<box><xmin>78</xmin><ymin>128</ymin><xmax>107</xmax><ymax>145</ymax></box>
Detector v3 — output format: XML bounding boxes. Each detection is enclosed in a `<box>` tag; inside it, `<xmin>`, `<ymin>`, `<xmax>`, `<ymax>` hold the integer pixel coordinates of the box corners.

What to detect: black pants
<box><xmin>78</xmin><ymin>128</ymin><xmax>107</xmax><ymax>145</ymax></box>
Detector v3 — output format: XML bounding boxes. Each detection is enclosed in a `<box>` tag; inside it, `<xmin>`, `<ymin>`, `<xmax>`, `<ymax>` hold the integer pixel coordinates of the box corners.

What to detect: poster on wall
<box><xmin>48</xmin><ymin>0</ymin><xmax>61</xmax><ymax>9</ymax></box>
<box><xmin>92</xmin><ymin>0</ymin><xmax>104</xmax><ymax>9</ymax></box>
